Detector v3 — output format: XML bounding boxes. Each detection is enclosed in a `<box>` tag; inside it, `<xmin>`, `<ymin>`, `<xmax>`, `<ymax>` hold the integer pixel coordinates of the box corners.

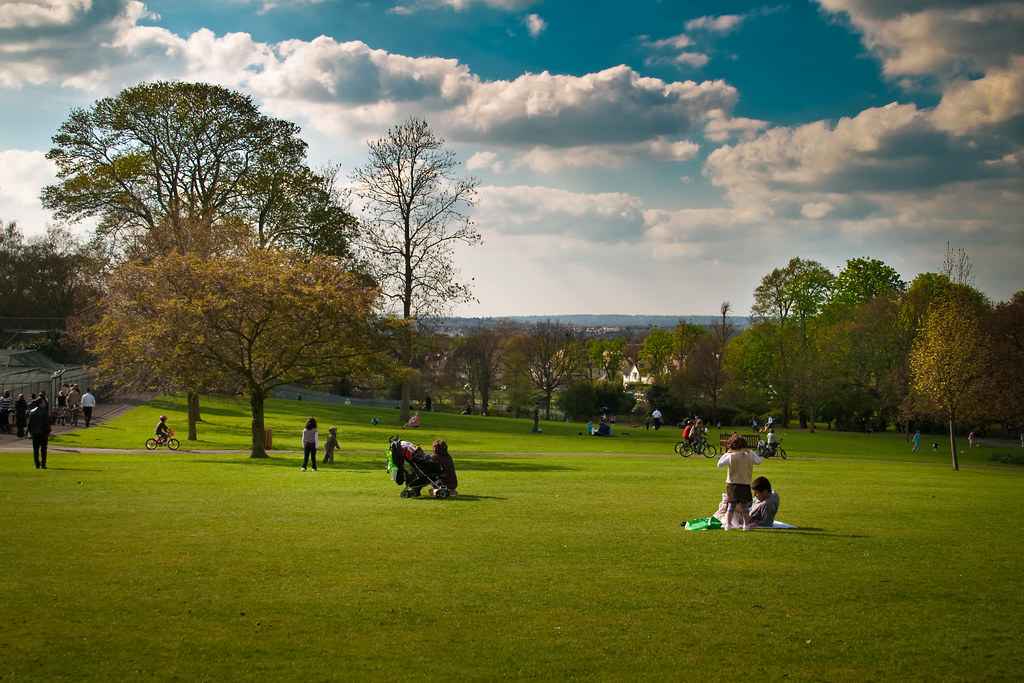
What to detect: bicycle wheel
<box><xmin>145</xmin><ymin>438</ymin><xmax>158</xmax><ymax>451</ymax></box>
<box><xmin>703</xmin><ymin>443</ymin><xmax>719</xmax><ymax>458</ymax></box>
<box><xmin>674</xmin><ymin>441</ymin><xmax>690</xmax><ymax>457</ymax></box>
<box><xmin>777</xmin><ymin>446</ymin><xmax>788</xmax><ymax>460</ymax></box>
<box><xmin>167</xmin><ymin>438</ymin><xmax>180</xmax><ymax>451</ymax></box>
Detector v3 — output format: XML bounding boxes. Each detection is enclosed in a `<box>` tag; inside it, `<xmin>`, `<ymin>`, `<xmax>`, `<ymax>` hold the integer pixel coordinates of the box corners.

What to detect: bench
<box><xmin>718</xmin><ymin>432</ymin><xmax>760</xmax><ymax>449</ymax></box>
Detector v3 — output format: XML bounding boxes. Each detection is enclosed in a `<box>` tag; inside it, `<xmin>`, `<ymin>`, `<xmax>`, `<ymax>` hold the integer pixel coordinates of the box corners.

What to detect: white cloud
<box><xmin>475</xmin><ymin>185</ymin><xmax>646</xmax><ymax>242</ymax></box>
<box><xmin>646</xmin><ymin>52</ymin><xmax>710</xmax><ymax>69</ymax></box>
<box><xmin>932</xmin><ymin>56</ymin><xmax>1024</xmax><ymax>134</ymax></box>
<box><xmin>817</xmin><ymin>0</ymin><xmax>1024</xmax><ymax>78</ymax></box>
<box><xmin>0</xmin><ymin>149</ymin><xmax>59</xmax><ymax>235</ymax></box>
<box><xmin>524</xmin><ymin>13</ymin><xmax>546</xmax><ymax>38</ymax></box>
<box><xmin>391</xmin><ymin>0</ymin><xmax>536</xmax><ymax>14</ymax></box>
<box><xmin>704</xmin><ymin>108</ymin><xmax>769</xmax><ymax>142</ymax></box>
<box><xmin>684</xmin><ymin>14</ymin><xmax>745</xmax><ymax>34</ymax></box>
<box><xmin>468</xmin><ymin>137</ymin><xmax>699</xmax><ymax>174</ymax></box>
<box><xmin>0</xmin><ymin>0</ymin><xmax>92</xmax><ymax>29</ymax></box>
<box><xmin>641</xmin><ymin>33</ymin><xmax>693</xmax><ymax>51</ymax></box>
<box><xmin>465</xmin><ymin>151</ymin><xmax>504</xmax><ymax>173</ymax></box>
<box><xmin>445</xmin><ymin>66</ymin><xmax>736</xmax><ymax>147</ymax></box>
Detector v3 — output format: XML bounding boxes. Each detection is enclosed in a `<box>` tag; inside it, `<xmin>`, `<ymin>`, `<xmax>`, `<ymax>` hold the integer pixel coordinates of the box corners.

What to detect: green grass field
<box><xmin>3</xmin><ymin>396</ymin><xmax>1022</xmax><ymax>679</ymax></box>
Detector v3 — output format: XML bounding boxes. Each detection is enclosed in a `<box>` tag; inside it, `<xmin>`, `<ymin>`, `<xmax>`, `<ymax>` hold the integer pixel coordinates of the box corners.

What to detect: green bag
<box><xmin>684</xmin><ymin>516</ymin><xmax>723</xmax><ymax>531</ymax></box>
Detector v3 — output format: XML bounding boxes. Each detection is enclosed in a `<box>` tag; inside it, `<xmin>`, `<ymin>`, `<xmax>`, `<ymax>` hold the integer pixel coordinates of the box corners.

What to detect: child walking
<box><xmin>322</xmin><ymin>427</ymin><xmax>340</xmax><ymax>464</ymax></box>
<box><xmin>301</xmin><ymin>418</ymin><xmax>318</xmax><ymax>471</ymax></box>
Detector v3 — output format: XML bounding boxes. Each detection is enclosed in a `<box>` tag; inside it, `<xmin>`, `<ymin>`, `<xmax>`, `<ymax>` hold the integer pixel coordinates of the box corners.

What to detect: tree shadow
<box><xmin>404</xmin><ymin>494</ymin><xmax>508</xmax><ymax>502</ymax></box>
<box><xmin>193</xmin><ymin>457</ymin><xmax>383</xmax><ymax>471</ymax></box>
<box><xmin>44</xmin><ymin>467</ymin><xmax>105</xmax><ymax>472</ymax></box>
<box><xmin>751</xmin><ymin>527</ymin><xmax>869</xmax><ymax>539</ymax></box>
<box><xmin>448</xmin><ymin>460</ymin><xmax>576</xmax><ymax>473</ymax></box>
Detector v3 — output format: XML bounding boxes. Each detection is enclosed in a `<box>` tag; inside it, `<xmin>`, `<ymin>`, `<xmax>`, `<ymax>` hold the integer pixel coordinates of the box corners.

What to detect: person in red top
<box><xmin>681</xmin><ymin>420</ymin><xmax>693</xmax><ymax>441</ymax></box>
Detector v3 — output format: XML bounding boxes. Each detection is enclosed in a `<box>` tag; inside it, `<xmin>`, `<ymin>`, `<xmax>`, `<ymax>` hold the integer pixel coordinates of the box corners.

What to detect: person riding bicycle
<box><xmin>155</xmin><ymin>415</ymin><xmax>171</xmax><ymax>442</ymax></box>
<box><xmin>681</xmin><ymin>419</ymin><xmax>694</xmax><ymax>441</ymax></box>
<box><xmin>689</xmin><ymin>418</ymin><xmax>705</xmax><ymax>445</ymax></box>
<box><xmin>758</xmin><ymin>427</ymin><xmax>778</xmax><ymax>457</ymax></box>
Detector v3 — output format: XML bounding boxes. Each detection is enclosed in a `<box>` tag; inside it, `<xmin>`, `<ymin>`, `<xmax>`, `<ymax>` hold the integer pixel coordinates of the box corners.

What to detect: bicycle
<box><xmin>757</xmin><ymin>442</ymin><xmax>788</xmax><ymax>460</ymax></box>
<box><xmin>675</xmin><ymin>437</ymin><xmax>719</xmax><ymax>459</ymax></box>
<box><xmin>145</xmin><ymin>431</ymin><xmax>180</xmax><ymax>451</ymax></box>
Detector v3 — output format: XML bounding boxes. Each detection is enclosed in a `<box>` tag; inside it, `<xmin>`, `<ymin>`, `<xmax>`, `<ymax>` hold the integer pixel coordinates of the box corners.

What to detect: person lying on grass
<box><xmin>716</xmin><ymin>433</ymin><xmax>764</xmax><ymax>530</ymax></box>
<box><xmin>748</xmin><ymin>476</ymin><xmax>780</xmax><ymax>528</ymax></box>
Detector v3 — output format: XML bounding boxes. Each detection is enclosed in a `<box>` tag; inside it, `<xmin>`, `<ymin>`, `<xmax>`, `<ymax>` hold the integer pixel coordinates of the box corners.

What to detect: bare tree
<box><xmin>353</xmin><ymin>117</ymin><xmax>480</xmax><ymax>421</ymax></box>
<box><xmin>942</xmin><ymin>241</ymin><xmax>975</xmax><ymax>286</ymax></box>
<box><xmin>450</xmin><ymin>326</ymin><xmax>506</xmax><ymax>414</ymax></box>
<box><xmin>524</xmin><ymin>322</ymin><xmax>578</xmax><ymax>420</ymax></box>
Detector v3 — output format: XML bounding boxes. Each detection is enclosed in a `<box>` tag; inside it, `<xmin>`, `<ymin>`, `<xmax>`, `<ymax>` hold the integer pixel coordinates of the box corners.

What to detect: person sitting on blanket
<box><xmin>405</xmin><ymin>412</ymin><xmax>421</xmax><ymax>428</ymax></box>
<box><xmin>748</xmin><ymin>476</ymin><xmax>780</xmax><ymax>528</ymax></box>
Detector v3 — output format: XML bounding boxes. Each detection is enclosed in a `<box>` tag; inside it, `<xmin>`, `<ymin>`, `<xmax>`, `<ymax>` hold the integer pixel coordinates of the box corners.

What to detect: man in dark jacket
<box><xmin>14</xmin><ymin>394</ymin><xmax>28</xmax><ymax>438</ymax></box>
<box><xmin>27</xmin><ymin>399</ymin><xmax>51</xmax><ymax>469</ymax></box>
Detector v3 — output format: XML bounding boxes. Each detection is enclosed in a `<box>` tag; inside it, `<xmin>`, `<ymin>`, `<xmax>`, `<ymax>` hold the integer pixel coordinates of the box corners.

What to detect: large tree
<box><xmin>523</xmin><ymin>322</ymin><xmax>578</xmax><ymax>420</ymax></box>
<box><xmin>353</xmin><ymin>117</ymin><xmax>480</xmax><ymax>422</ymax></box>
<box><xmin>450</xmin><ymin>326</ymin><xmax>505</xmax><ymax>414</ymax></box>
<box><xmin>910</xmin><ymin>297</ymin><xmax>991</xmax><ymax>471</ymax></box>
<box><xmin>751</xmin><ymin>257</ymin><xmax>834</xmax><ymax>425</ymax></box>
<box><xmin>42</xmin><ymin>81</ymin><xmax>357</xmax><ymax>437</ymax></box>
<box><xmin>829</xmin><ymin>257</ymin><xmax>905</xmax><ymax>309</ymax></box>
<box><xmin>89</xmin><ymin>250</ymin><xmax>381</xmax><ymax>457</ymax></box>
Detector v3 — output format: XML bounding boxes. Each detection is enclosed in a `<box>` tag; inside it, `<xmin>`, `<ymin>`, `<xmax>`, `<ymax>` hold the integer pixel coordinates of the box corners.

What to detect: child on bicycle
<box><xmin>155</xmin><ymin>415</ymin><xmax>171</xmax><ymax>442</ymax></box>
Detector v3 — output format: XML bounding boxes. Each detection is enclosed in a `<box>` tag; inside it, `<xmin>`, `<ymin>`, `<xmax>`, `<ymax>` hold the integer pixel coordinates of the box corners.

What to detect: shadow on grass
<box><xmin>45</xmin><ymin>467</ymin><xmax>105</xmax><ymax>472</ymax></box>
<box><xmin>758</xmin><ymin>527</ymin><xmax>869</xmax><ymax>539</ymax></box>
<box><xmin>400</xmin><ymin>494</ymin><xmax>508</xmax><ymax>502</ymax></box>
<box><xmin>193</xmin><ymin>458</ymin><xmax>382</xmax><ymax>471</ymax></box>
<box><xmin>194</xmin><ymin>457</ymin><xmax>575</xmax><ymax>473</ymax></box>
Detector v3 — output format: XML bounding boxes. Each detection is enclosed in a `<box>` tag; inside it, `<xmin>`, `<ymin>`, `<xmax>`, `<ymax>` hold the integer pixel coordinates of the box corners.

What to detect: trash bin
<box><xmin>264</xmin><ymin>428</ymin><xmax>273</xmax><ymax>450</ymax></box>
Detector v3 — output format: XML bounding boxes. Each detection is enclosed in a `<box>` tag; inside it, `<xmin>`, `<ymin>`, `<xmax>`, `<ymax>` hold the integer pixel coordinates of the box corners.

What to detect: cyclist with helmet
<box><xmin>155</xmin><ymin>415</ymin><xmax>172</xmax><ymax>443</ymax></box>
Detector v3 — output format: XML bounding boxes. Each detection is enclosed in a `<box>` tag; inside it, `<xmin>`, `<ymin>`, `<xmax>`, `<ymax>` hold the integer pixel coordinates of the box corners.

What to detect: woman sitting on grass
<box><xmin>748</xmin><ymin>476</ymin><xmax>780</xmax><ymax>528</ymax></box>
<box><xmin>430</xmin><ymin>439</ymin><xmax>458</xmax><ymax>497</ymax></box>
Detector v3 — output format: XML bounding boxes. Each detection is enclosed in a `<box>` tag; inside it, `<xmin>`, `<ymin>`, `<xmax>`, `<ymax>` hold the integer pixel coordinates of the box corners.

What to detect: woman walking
<box><xmin>301</xmin><ymin>418</ymin><xmax>318</xmax><ymax>471</ymax></box>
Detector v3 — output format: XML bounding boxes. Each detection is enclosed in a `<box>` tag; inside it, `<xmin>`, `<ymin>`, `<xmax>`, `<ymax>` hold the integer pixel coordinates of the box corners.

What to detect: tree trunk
<box><xmin>250</xmin><ymin>388</ymin><xmax>268</xmax><ymax>458</ymax></box>
<box><xmin>187</xmin><ymin>391</ymin><xmax>200</xmax><ymax>441</ymax></box>
<box><xmin>481</xmin><ymin>387</ymin><xmax>490</xmax><ymax>415</ymax></box>
<box><xmin>399</xmin><ymin>319</ymin><xmax>413</xmax><ymax>423</ymax></box>
<box><xmin>948</xmin><ymin>416</ymin><xmax>959</xmax><ymax>471</ymax></box>
<box><xmin>544</xmin><ymin>391</ymin><xmax>552</xmax><ymax>420</ymax></box>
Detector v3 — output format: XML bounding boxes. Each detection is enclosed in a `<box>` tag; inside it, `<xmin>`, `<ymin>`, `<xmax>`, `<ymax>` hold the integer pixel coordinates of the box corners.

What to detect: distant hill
<box><xmin>435</xmin><ymin>314</ymin><xmax>751</xmax><ymax>333</ymax></box>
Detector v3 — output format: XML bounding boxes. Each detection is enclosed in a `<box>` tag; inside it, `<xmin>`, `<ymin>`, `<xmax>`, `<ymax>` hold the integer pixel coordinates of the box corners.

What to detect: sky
<box><xmin>0</xmin><ymin>0</ymin><xmax>1021</xmax><ymax>316</ymax></box>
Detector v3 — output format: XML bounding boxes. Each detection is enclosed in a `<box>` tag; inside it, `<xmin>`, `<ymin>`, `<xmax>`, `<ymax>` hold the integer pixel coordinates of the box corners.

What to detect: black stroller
<box><xmin>387</xmin><ymin>438</ymin><xmax>451</xmax><ymax>499</ymax></box>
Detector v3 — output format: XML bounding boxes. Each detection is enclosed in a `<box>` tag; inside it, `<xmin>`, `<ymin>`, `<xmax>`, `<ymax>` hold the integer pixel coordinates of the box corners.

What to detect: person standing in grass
<box><xmin>27</xmin><ymin>398</ymin><xmax>51</xmax><ymax>469</ymax></box>
<box><xmin>301</xmin><ymin>418</ymin><xmax>318</xmax><ymax>471</ymax></box>
<box><xmin>716</xmin><ymin>433</ymin><xmax>763</xmax><ymax>530</ymax></box>
<box><xmin>81</xmin><ymin>389</ymin><xmax>96</xmax><ymax>428</ymax></box>
<box><xmin>0</xmin><ymin>390</ymin><xmax>11</xmax><ymax>433</ymax></box>
<box><xmin>322</xmin><ymin>427</ymin><xmax>340</xmax><ymax>464</ymax></box>
<box><xmin>15</xmin><ymin>393</ymin><xmax>28</xmax><ymax>438</ymax></box>
<box><xmin>912</xmin><ymin>430</ymin><xmax>922</xmax><ymax>453</ymax></box>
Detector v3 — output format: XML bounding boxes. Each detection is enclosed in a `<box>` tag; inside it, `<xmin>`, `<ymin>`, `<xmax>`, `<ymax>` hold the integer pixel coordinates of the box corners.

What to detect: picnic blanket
<box><xmin>682</xmin><ymin>517</ymin><xmax>797</xmax><ymax>531</ymax></box>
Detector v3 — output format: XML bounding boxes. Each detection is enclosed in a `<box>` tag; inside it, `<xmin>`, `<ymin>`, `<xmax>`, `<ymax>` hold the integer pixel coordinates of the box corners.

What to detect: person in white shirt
<box><xmin>301</xmin><ymin>417</ymin><xmax>318</xmax><ymax>471</ymax></box>
<box><xmin>716</xmin><ymin>433</ymin><xmax>764</xmax><ymax>530</ymax></box>
<box><xmin>651</xmin><ymin>408</ymin><xmax>663</xmax><ymax>430</ymax></box>
<box><xmin>80</xmin><ymin>389</ymin><xmax>97</xmax><ymax>427</ymax></box>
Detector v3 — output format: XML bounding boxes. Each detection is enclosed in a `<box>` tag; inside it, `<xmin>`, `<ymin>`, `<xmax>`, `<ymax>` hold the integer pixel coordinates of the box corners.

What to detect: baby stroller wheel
<box><xmin>400</xmin><ymin>489</ymin><xmax>411</xmax><ymax>498</ymax></box>
<box><xmin>435</xmin><ymin>488</ymin><xmax>450</xmax><ymax>499</ymax></box>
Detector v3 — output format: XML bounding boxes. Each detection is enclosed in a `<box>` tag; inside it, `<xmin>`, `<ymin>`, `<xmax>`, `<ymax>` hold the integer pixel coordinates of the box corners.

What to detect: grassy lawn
<box><xmin>3</xmin><ymin>396</ymin><xmax>1022</xmax><ymax>679</ymax></box>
